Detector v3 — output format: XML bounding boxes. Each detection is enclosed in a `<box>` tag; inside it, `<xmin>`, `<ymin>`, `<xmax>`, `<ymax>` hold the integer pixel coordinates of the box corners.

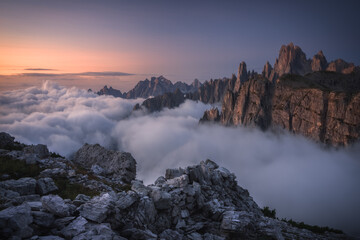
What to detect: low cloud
<box><xmin>0</xmin><ymin>81</ymin><xmax>359</xmax><ymax>236</ymax></box>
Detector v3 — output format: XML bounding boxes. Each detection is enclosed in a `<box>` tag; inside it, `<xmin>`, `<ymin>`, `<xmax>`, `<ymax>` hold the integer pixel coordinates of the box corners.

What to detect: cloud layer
<box><xmin>1</xmin><ymin>81</ymin><xmax>359</xmax><ymax>236</ymax></box>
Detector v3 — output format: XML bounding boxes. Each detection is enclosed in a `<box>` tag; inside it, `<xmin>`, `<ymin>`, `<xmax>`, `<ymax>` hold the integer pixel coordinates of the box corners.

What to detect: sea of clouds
<box><xmin>1</xmin><ymin>81</ymin><xmax>360</xmax><ymax>236</ymax></box>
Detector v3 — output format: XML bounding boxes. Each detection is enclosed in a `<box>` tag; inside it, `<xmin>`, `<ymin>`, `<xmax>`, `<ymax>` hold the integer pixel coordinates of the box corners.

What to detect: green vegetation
<box><xmin>50</xmin><ymin>152</ymin><xmax>65</xmax><ymax>159</ymax></box>
<box><xmin>0</xmin><ymin>156</ymin><xmax>42</xmax><ymax>179</ymax></box>
<box><xmin>261</xmin><ymin>206</ymin><xmax>343</xmax><ymax>235</ymax></box>
<box><xmin>281</xmin><ymin>218</ymin><xmax>343</xmax><ymax>234</ymax></box>
<box><xmin>53</xmin><ymin>176</ymin><xmax>99</xmax><ymax>200</ymax></box>
<box><xmin>261</xmin><ymin>206</ymin><xmax>276</xmax><ymax>219</ymax></box>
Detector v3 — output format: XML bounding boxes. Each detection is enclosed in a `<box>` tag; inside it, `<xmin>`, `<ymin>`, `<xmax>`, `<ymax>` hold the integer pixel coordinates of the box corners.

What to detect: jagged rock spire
<box><xmin>234</xmin><ymin>61</ymin><xmax>248</xmax><ymax>92</ymax></box>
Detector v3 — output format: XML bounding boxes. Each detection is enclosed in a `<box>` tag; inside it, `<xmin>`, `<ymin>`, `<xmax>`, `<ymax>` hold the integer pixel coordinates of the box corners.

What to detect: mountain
<box><xmin>97</xmin><ymin>76</ymin><xmax>202</xmax><ymax>99</ymax></box>
<box><xmin>97</xmin><ymin>85</ymin><xmax>123</xmax><ymax>98</ymax></box>
<box><xmin>0</xmin><ymin>133</ymin><xmax>349</xmax><ymax>239</ymax></box>
<box><xmin>201</xmin><ymin>43</ymin><xmax>360</xmax><ymax>146</ymax></box>
<box><xmin>133</xmin><ymin>88</ymin><xmax>185</xmax><ymax>113</ymax></box>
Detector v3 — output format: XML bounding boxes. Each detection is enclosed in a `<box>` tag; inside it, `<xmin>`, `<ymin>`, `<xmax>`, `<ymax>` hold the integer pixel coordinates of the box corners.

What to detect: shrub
<box><xmin>261</xmin><ymin>206</ymin><xmax>276</xmax><ymax>219</ymax></box>
<box><xmin>281</xmin><ymin>218</ymin><xmax>343</xmax><ymax>234</ymax></box>
<box><xmin>53</xmin><ymin>176</ymin><xmax>99</xmax><ymax>200</ymax></box>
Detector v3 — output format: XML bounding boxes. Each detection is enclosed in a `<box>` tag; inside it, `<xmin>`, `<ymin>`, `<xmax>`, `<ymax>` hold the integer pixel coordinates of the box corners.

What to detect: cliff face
<box><xmin>211</xmin><ymin>43</ymin><xmax>360</xmax><ymax>146</ymax></box>
<box><xmin>220</xmin><ymin>72</ymin><xmax>360</xmax><ymax>146</ymax></box>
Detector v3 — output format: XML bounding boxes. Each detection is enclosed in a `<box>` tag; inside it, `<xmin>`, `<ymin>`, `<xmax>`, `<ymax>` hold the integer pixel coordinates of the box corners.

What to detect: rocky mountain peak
<box><xmin>326</xmin><ymin>58</ymin><xmax>355</xmax><ymax>74</ymax></box>
<box><xmin>262</xmin><ymin>61</ymin><xmax>273</xmax><ymax>80</ymax></box>
<box><xmin>234</xmin><ymin>61</ymin><xmax>248</xmax><ymax>92</ymax></box>
<box><xmin>273</xmin><ymin>42</ymin><xmax>312</xmax><ymax>78</ymax></box>
<box><xmin>311</xmin><ymin>50</ymin><xmax>328</xmax><ymax>72</ymax></box>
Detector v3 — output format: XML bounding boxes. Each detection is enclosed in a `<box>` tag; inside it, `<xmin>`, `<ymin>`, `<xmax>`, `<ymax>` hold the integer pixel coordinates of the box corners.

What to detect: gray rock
<box><xmin>37</xmin><ymin>177</ymin><xmax>58</xmax><ymax>195</ymax></box>
<box><xmin>41</xmin><ymin>195</ymin><xmax>70</xmax><ymax>217</ymax></box>
<box><xmin>133</xmin><ymin>196</ymin><xmax>157</xmax><ymax>227</ymax></box>
<box><xmin>24</xmin><ymin>144</ymin><xmax>49</xmax><ymax>159</ymax></box>
<box><xmin>166</xmin><ymin>174</ymin><xmax>189</xmax><ymax>188</ymax></box>
<box><xmin>79</xmin><ymin>192</ymin><xmax>115</xmax><ymax>223</ymax></box>
<box><xmin>73</xmin><ymin>143</ymin><xmax>136</xmax><ymax>183</ymax></box>
<box><xmin>53</xmin><ymin>216</ymin><xmax>76</xmax><ymax>230</ymax></box>
<box><xmin>73</xmin><ymin>194</ymin><xmax>91</xmax><ymax>207</ymax></box>
<box><xmin>203</xmin><ymin>233</ymin><xmax>225</xmax><ymax>240</ymax></box>
<box><xmin>165</xmin><ymin>168</ymin><xmax>186</xmax><ymax>179</ymax></box>
<box><xmin>0</xmin><ymin>203</ymin><xmax>33</xmax><ymax>238</ymax></box>
<box><xmin>116</xmin><ymin>191</ymin><xmax>138</xmax><ymax>209</ymax></box>
<box><xmin>0</xmin><ymin>177</ymin><xmax>37</xmax><ymax>195</ymax></box>
<box><xmin>131</xmin><ymin>180</ymin><xmax>151</xmax><ymax>196</ymax></box>
<box><xmin>121</xmin><ymin>228</ymin><xmax>157</xmax><ymax>240</ymax></box>
<box><xmin>220</xmin><ymin>211</ymin><xmax>255</xmax><ymax>233</ymax></box>
<box><xmin>73</xmin><ymin>222</ymin><xmax>125</xmax><ymax>240</ymax></box>
<box><xmin>30</xmin><ymin>236</ymin><xmax>65</xmax><ymax>240</ymax></box>
<box><xmin>62</xmin><ymin>216</ymin><xmax>88</xmax><ymax>239</ymax></box>
<box><xmin>159</xmin><ymin>229</ymin><xmax>184</xmax><ymax>240</ymax></box>
<box><xmin>27</xmin><ymin>201</ymin><xmax>43</xmax><ymax>211</ymax></box>
<box><xmin>31</xmin><ymin>210</ymin><xmax>54</xmax><ymax>227</ymax></box>
<box><xmin>188</xmin><ymin>232</ymin><xmax>203</xmax><ymax>240</ymax></box>
<box><xmin>150</xmin><ymin>188</ymin><xmax>172</xmax><ymax>210</ymax></box>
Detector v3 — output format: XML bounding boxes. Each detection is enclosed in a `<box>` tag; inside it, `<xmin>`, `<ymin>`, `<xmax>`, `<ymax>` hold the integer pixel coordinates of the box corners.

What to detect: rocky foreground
<box><xmin>0</xmin><ymin>132</ymin><xmax>351</xmax><ymax>240</ymax></box>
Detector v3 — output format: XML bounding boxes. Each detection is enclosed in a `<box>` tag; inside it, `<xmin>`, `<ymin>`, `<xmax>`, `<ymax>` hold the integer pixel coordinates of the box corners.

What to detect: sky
<box><xmin>1</xmin><ymin>0</ymin><xmax>360</xmax><ymax>91</ymax></box>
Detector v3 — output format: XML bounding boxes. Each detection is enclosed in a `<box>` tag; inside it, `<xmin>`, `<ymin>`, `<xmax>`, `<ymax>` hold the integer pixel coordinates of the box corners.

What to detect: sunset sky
<box><xmin>1</xmin><ymin>0</ymin><xmax>360</xmax><ymax>91</ymax></box>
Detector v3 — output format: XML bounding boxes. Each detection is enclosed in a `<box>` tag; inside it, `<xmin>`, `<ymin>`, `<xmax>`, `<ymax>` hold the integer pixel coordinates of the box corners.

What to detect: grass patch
<box><xmin>0</xmin><ymin>156</ymin><xmax>42</xmax><ymax>179</ymax></box>
<box><xmin>50</xmin><ymin>152</ymin><xmax>65</xmax><ymax>159</ymax></box>
<box><xmin>53</xmin><ymin>176</ymin><xmax>99</xmax><ymax>200</ymax></box>
<box><xmin>281</xmin><ymin>218</ymin><xmax>343</xmax><ymax>235</ymax></box>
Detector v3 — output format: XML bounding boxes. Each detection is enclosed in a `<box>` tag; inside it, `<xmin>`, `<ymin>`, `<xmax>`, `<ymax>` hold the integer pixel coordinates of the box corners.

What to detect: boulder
<box><xmin>31</xmin><ymin>211</ymin><xmax>54</xmax><ymax>227</ymax></box>
<box><xmin>166</xmin><ymin>174</ymin><xmax>189</xmax><ymax>188</ymax></box>
<box><xmin>159</xmin><ymin>229</ymin><xmax>184</xmax><ymax>240</ymax></box>
<box><xmin>116</xmin><ymin>191</ymin><xmax>138</xmax><ymax>210</ymax></box>
<box><xmin>220</xmin><ymin>211</ymin><xmax>255</xmax><ymax>233</ymax></box>
<box><xmin>24</xmin><ymin>144</ymin><xmax>50</xmax><ymax>159</ymax></box>
<box><xmin>41</xmin><ymin>195</ymin><xmax>70</xmax><ymax>217</ymax></box>
<box><xmin>150</xmin><ymin>188</ymin><xmax>172</xmax><ymax>210</ymax></box>
<box><xmin>0</xmin><ymin>177</ymin><xmax>37</xmax><ymax>195</ymax></box>
<box><xmin>36</xmin><ymin>177</ymin><xmax>58</xmax><ymax>195</ymax></box>
<box><xmin>79</xmin><ymin>192</ymin><xmax>115</xmax><ymax>223</ymax></box>
<box><xmin>73</xmin><ymin>143</ymin><xmax>136</xmax><ymax>183</ymax></box>
<box><xmin>0</xmin><ymin>203</ymin><xmax>33</xmax><ymax>239</ymax></box>
<box><xmin>131</xmin><ymin>180</ymin><xmax>151</xmax><ymax>196</ymax></box>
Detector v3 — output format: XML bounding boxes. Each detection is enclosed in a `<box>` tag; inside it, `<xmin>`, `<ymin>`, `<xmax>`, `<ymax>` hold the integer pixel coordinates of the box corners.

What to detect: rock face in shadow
<box><xmin>134</xmin><ymin>88</ymin><xmax>185</xmax><ymax>113</ymax></box>
<box><xmin>200</xmin><ymin>108</ymin><xmax>220</xmax><ymax>123</ymax></box>
<box><xmin>73</xmin><ymin>143</ymin><xmax>136</xmax><ymax>183</ymax></box>
<box><xmin>97</xmin><ymin>85</ymin><xmax>123</xmax><ymax>98</ymax></box>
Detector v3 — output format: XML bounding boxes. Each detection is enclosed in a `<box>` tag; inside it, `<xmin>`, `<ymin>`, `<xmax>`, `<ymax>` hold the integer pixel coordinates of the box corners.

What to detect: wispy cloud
<box><xmin>14</xmin><ymin>71</ymin><xmax>134</xmax><ymax>77</ymax></box>
<box><xmin>24</xmin><ymin>68</ymin><xmax>57</xmax><ymax>71</ymax></box>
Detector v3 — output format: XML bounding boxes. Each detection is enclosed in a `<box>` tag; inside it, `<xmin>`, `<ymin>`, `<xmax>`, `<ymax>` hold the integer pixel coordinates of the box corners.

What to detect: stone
<box><xmin>220</xmin><ymin>211</ymin><xmax>255</xmax><ymax>233</ymax></box>
<box><xmin>41</xmin><ymin>195</ymin><xmax>70</xmax><ymax>217</ymax></box>
<box><xmin>131</xmin><ymin>180</ymin><xmax>151</xmax><ymax>196</ymax></box>
<box><xmin>79</xmin><ymin>192</ymin><xmax>115</xmax><ymax>223</ymax></box>
<box><xmin>116</xmin><ymin>191</ymin><xmax>138</xmax><ymax>210</ymax></box>
<box><xmin>73</xmin><ymin>143</ymin><xmax>136</xmax><ymax>183</ymax></box>
<box><xmin>27</xmin><ymin>201</ymin><xmax>43</xmax><ymax>211</ymax></box>
<box><xmin>30</xmin><ymin>236</ymin><xmax>65</xmax><ymax>240</ymax></box>
<box><xmin>0</xmin><ymin>177</ymin><xmax>37</xmax><ymax>195</ymax></box>
<box><xmin>73</xmin><ymin>222</ymin><xmax>124</xmax><ymax>240</ymax></box>
<box><xmin>72</xmin><ymin>194</ymin><xmax>91</xmax><ymax>206</ymax></box>
<box><xmin>150</xmin><ymin>188</ymin><xmax>172</xmax><ymax>210</ymax></box>
<box><xmin>121</xmin><ymin>228</ymin><xmax>157</xmax><ymax>240</ymax></box>
<box><xmin>262</xmin><ymin>61</ymin><xmax>273</xmax><ymax>80</ymax></box>
<box><xmin>0</xmin><ymin>203</ymin><xmax>33</xmax><ymax>239</ymax></box>
<box><xmin>166</xmin><ymin>174</ymin><xmax>189</xmax><ymax>188</ymax></box>
<box><xmin>203</xmin><ymin>233</ymin><xmax>225</xmax><ymax>240</ymax></box>
<box><xmin>165</xmin><ymin>168</ymin><xmax>185</xmax><ymax>179</ymax></box>
<box><xmin>24</xmin><ymin>144</ymin><xmax>49</xmax><ymax>159</ymax></box>
<box><xmin>31</xmin><ymin>211</ymin><xmax>54</xmax><ymax>227</ymax></box>
<box><xmin>159</xmin><ymin>229</ymin><xmax>184</xmax><ymax>240</ymax></box>
<box><xmin>36</xmin><ymin>177</ymin><xmax>58</xmax><ymax>195</ymax></box>
<box><xmin>61</xmin><ymin>216</ymin><xmax>88</xmax><ymax>239</ymax></box>
<box><xmin>139</xmin><ymin>88</ymin><xmax>185</xmax><ymax>113</ymax></box>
